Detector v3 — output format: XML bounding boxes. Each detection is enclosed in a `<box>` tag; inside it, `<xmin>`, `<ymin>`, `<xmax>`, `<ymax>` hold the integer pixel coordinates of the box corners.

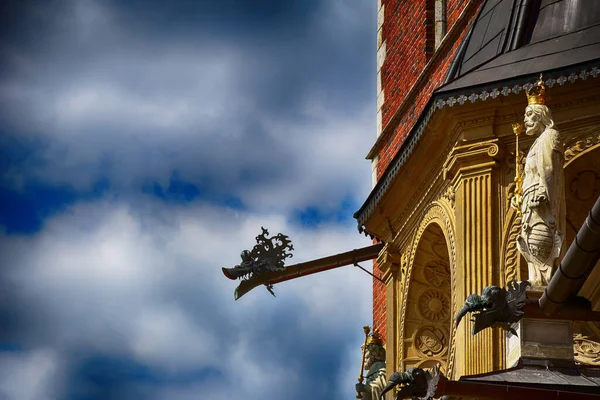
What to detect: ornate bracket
<box><xmin>380</xmin><ymin>365</ymin><xmax>442</xmax><ymax>400</ymax></box>
<box><xmin>455</xmin><ymin>280</ymin><xmax>530</xmax><ymax>336</ymax></box>
<box><xmin>442</xmin><ymin>138</ymin><xmax>502</xmax><ymax>182</ymax></box>
<box><xmin>222</xmin><ymin>227</ymin><xmax>294</xmax><ymax>297</ymax></box>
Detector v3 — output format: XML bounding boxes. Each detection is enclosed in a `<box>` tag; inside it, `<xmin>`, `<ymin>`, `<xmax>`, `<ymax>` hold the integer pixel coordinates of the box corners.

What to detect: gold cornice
<box><xmin>564</xmin><ymin>126</ymin><xmax>600</xmax><ymax>167</ymax></box>
<box><xmin>384</xmin><ymin>125</ymin><xmax>463</xmax><ymax>245</ymax></box>
<box><xmin>442</xmin><ymin>138</ymin><xmax>503</xmax><ymax>182</ymax></box>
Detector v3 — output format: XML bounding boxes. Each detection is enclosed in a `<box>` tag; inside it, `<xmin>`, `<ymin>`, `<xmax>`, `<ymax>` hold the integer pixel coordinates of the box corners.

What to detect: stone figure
<box><xmin>356</xmin><ymin>330</ymin><xmax>386</xmax><ymax>400</ymax></box>
<box><xmin>515</xmin><ymin>77</ymin><xmax>566</xmax><ymax>286</ymax></box>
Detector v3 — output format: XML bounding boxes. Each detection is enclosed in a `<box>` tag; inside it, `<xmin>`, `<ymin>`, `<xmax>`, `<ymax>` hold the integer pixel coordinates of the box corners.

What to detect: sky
<box><xmin>0</xmin><ymin>1</ymin><xmax>378</xmax><ymax>399</ymax></box>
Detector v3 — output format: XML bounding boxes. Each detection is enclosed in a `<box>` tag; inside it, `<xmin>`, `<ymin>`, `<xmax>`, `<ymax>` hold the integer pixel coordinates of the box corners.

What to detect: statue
<box><xmin>513</xmin><ymin>76</ymin><xmax>566</xmax><ymax>287</ymax></box>
<box><xmin>356</xmin><ymin>329</ymin><xmax>386</xmax><ymax>400</ymax></box>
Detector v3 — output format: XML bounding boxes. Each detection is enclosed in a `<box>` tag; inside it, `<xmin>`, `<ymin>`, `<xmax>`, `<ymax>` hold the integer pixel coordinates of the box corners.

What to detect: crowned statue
<box><xmin>513</xmin><ymin>76</ymin><xmax>566</xmax><ymax>287</ymax></box>
<box><xmin>356</xmin><ymin>329</ymin><xmax>386</xmax><ymax>400</ymax></box>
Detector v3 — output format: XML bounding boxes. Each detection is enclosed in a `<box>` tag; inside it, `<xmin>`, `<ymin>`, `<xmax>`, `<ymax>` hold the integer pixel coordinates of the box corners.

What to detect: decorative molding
<box><xmin>424</xmin><ymin>260</ymin><xmax>451</xmax><ymax>289</ymax></box>
<box><xmin>378</xmin><ymin>243</ymin><xmax>402</xmax><ymax>283</ymax></box>
<box><xmin>356</xmin><ymin>64</ymin><xmax>600</xmax><ymax>233</ymax></box>
<box><xmin>441</xmin><ymin>185</ymin><xmax>456</xmax><ymax>208</ymax></box>
<box><xmin>389</xmin><ymin>125</ymin><xmax>461</xmax><ymax>248</ymax></box>
<box><xmin>442</xmin><ymin>139</ymin><xmax>501</xmax><ymax>181</ymax></box>
<box><xmin>501</xmin><ymin>207</ymin><xmax>522</xmax><ymax>284</ymax></box>
<box><xmin>574</xmin><ymin>333</ymin><xmax>600</xmax><ymax>366</ymax></box>
<box><xmin>414</xmin><ymin>326</ymin><xmax>448</xmax><ymax>357</ymax></box>
<box><xmin>457</xmin><ymin>168</ymin><xmax>497</xmax><ymax>374</ymax></box>
<box><xmin>435</xmin><ymin>68</ymin><xmax>600</xmax><ymax>110</ymax></box>
<box><xmin>564</xmin><ymin>131</ymin><xmax>600</xmax><ymax>166</ymax></box>
<box><xmin>398</xmin><ymin>202</ymin><xmax>458</xmax><ymax>377</ymax></box>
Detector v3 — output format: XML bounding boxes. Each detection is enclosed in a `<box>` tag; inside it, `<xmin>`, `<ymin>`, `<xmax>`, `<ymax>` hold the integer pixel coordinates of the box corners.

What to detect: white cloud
<box><xmin>131</xmin><ymin>305</ymin><xmax>219</xmax><ymax>370</ymax></box>
<box><xmin>0</xmin><ymin>0</ymin><xmax>375</xmax><ymax>216</ymax></box>
<box><xmin>0</xmin><ymin>348</ymin><xmax>63</xmax><ymax>400</ymax></box>
<box><xmin>0</xmin><ymin>1</ymin><xmax>378</xmax><ymax>398</ymax></box>
<box><xmin>0</xmin><ymin>199</ymin><xmax>373</xmax><ymax>398</ymax></box>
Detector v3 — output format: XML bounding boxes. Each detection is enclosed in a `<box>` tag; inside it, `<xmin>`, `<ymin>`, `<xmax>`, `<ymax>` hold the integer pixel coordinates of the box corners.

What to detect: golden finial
<box><xmin>512</xmin><ymin>122</ymin><xmax>523</xmax><ymax>136</ymax></box>
<box><xmin>526</xmin><ymin>74</ymin><xmax>546</xmax><ymax>106</ymax></box>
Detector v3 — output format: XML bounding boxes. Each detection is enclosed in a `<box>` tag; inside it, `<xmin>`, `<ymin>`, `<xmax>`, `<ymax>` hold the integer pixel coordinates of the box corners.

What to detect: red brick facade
<box><xmin>372</xmin><ymin>259</ymin><xmax>386</xmax><ymax>341</ymax></box>
<box><xmin>372</xmin><ymin>0</ymin><xmax>483</xmax><ymax>339</ymax></box>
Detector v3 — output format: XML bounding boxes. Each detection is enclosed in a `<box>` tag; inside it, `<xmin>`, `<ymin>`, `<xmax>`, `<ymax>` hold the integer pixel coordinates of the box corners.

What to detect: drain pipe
<box><xmin>539</xmin><ymin>195</ymin><xmax>600</xmax><ymax>315</ymax></box>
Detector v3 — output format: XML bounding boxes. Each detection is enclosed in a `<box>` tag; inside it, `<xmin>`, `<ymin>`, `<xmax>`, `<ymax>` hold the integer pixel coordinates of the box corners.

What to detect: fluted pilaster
<box><xmin>443</xmin><ymin>139</ymin><xmax>503</xmax><ymax>376</ymax></box>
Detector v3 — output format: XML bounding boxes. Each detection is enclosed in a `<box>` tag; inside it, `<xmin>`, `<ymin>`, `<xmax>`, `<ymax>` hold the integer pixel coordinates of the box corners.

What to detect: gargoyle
<box><xmin>380</xmin><ymin>365</ymin><xmax>441</xmax><ymax>400</ymax></box>
<box><xmin>455</xmin><ymin>280</ymin><xmax>530</xmax><ymax>336</ymax></box>
<box><xmin>222</xmin><ymin>227</ymin><xmax>293</xmax><ymax>297</ymax></box>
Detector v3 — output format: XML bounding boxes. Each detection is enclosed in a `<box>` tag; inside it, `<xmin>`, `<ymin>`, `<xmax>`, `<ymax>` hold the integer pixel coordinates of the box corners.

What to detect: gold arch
<box><xmin>398</xmin><ymin>200</ymin><xmax>458</xmax><ymax>377</ymax></box>
<box><xmin>564</xmin><ymin>131</ymin><xmax>600</xmax><ymax>168</ymax></box>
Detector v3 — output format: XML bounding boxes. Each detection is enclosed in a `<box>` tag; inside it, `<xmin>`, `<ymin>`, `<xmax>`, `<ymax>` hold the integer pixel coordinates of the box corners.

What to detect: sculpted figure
<box><xmin>356</xmin><ymin>331</ymin><xmax>386</xmax><ymax>400</ymax></box>
<box><xmin>515</xmin><ymin>77</ymin><xmax>566</xmax><ymax>286</ymax></box>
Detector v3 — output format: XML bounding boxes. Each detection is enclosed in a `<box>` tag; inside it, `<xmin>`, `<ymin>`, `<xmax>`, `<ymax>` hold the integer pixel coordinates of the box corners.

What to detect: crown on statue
<box><xmin>366</xmin><ymin>329</ymin><xmax>383</xmax><ymax>346</ymax></box>
<box><xmin>526</xmin><ymin>74</ymin><xmax>547</xmax><ymax>106</ymax></box>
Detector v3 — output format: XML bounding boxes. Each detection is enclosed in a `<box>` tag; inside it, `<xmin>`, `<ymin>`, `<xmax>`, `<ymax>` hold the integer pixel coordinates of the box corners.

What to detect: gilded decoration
<box><xmin>424</xmin><ymin>261</ymin><xmax>451</xmax><ymax>288</ymax></box>
<box><xmin>573</xmin><ymin>322</ymin><xmax>600</xmax><ymax>366</ymax></box>
<box><xmin>414</xmin><ymin>326</ymin><xmax>448</xmax><ymax>357</ymax></box>
<box><xmin>398</xmin><ymin>201</ymin><xmax>457</xmax><ymax>377</ymax></box>
<box><xmin>564</xmin><ymin>131</ymin><xmax>600</xmax><ymax>165</ymax></box>
<box><xmin>418</xmin><ymin>289</ymin><xmax>451</xmax><ymax>322</ymax></box>
<box><xmin>441</xmin><ymin>185</ymin><xmax>456</xmax><ymax>208</ymax></box>
<box><xmin>501</xmin><ymin>207</ymin><xmax>522</xmax><ymax>283</ymax></box>
<box><xmin>442</xmin><ymin>139</ymin><xmax>501</xmax><ymax>181</ymax></box>
<box><xmin>574</xmin><ymin>334</ymin><xmax>600</xmax><ymax>366</ymax></box>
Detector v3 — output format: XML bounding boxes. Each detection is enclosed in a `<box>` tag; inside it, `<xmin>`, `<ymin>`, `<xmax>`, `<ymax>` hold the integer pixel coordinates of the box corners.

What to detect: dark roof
<box><xmin>439</xmin><ymin>0</ymin><xmax>600</xmax><ymax>93</ymax></box>
<box><xmin>354</xmin><ymin>0</ymin><xmax>600</xmax><ymax>234</ymax></box>
<box><xmin>462</xmin><ymin>360</ymin><xmax>600</xmax><ymax>390</ymax></box>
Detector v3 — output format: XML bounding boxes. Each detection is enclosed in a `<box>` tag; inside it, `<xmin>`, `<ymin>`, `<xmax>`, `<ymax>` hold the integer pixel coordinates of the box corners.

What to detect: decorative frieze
<box><xmin>356</xmin><ymin>64</ymin><xmax>600</xmax><ymax>233</ymax></box>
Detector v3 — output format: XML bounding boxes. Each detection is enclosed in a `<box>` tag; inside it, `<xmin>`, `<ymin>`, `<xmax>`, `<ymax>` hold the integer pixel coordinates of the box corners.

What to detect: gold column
<box><xmin>377</xmin><ymin>245</ymin><xmax>401</xmax><ymax>379</ymax></box>
<box><xmin>443</xmin><ymin>139</ymin><xmax>503</xmax><ymax>376</ymax></box>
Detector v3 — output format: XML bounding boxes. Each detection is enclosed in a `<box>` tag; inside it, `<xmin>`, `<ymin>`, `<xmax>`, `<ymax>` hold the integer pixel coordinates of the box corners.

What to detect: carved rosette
<box><xmin>418</xmin><ymin>289</ymin><xmax>451</xmax><ymax>322</ymax></box>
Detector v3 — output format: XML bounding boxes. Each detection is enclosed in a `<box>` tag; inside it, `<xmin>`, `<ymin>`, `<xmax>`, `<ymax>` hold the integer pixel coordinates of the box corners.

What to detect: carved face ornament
<box><xmin>524</xmin><ymin>106</ymin><xmax>543</xmax><ymax>136</ymax></box>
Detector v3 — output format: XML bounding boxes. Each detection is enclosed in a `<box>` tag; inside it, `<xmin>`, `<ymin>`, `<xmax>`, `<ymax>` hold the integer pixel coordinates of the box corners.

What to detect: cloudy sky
<box><xmin>0</xmin><ymin>1</ymin><xmax>377</xmax><ymax>399</ymax></box>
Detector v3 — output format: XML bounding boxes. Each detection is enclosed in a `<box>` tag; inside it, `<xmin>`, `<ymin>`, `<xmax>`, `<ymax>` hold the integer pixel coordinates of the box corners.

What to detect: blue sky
<box><xmin>0</xmin><ymin>1</ymin><xmax>376</xmax><ymax>399</ymax></box>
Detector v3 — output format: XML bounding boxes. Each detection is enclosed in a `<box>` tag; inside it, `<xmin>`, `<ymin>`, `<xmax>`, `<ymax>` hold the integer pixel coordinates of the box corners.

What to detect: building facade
<box><xmin>356</xmin><ymin>0</ymin><xmax>600</xmax><ymax>386</ymax></box>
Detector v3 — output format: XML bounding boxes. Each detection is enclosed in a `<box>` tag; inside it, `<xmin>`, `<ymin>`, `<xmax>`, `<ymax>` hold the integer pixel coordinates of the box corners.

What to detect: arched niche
<box><xmin>564</xmin><ymin>140</ymin><xmax>600</xmax><ymax>364</ymax></box>
<box><xmin>564</xmin><ymin>144</ymin><xmax>600</xmax><ymax>247</ymax></box>
<box><xmin>400</xmin><ymin>222</ymin><xmax>452</xmax><ymax>374</ymax></box>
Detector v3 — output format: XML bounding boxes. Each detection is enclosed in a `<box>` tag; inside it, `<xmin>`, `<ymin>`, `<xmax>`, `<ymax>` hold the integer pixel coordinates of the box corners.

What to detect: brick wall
<box><xmin>371</xmin><ymin>0</ymin><xmax>483</xmax><ymax>340</ymax></box>
<box><xmin>376</xmin><ymin>0</ymin><xmax>481</xmax><ymax>179</ymax></box>
<box><xmin>372</xmin><ymin>258</ymin><xmax>386</xmax><ymax>341</ymax></box>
